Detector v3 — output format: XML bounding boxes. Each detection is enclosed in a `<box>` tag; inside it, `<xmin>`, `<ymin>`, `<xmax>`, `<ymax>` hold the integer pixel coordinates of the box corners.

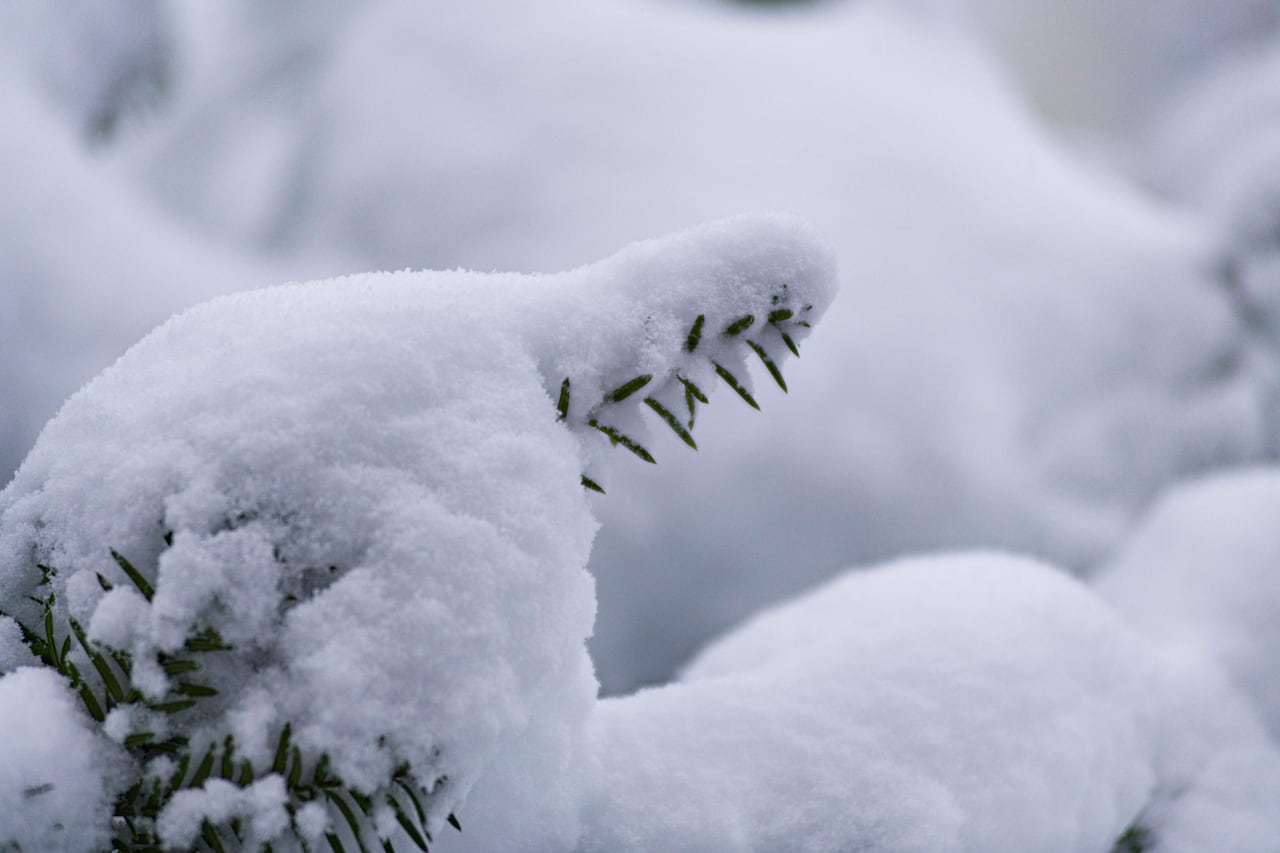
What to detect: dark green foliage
<box><xmin>568</xmin><ymin>284</ymin><xmax>814</xmax><ymax>488</ymax></box>
<box><xmin>1111</xmin><ymin>824</ymin><xmax>1153</xmax><ymax>853</ymax></box>
<box><xmin>745</xmin><ymin>341</ymin><xmax>786</xmax><ymax>392</ymax></box>
<box><xmin>588</xmin><ymin>420</ymin><xmax>656</xmax><ymax>464</ymax></box>
<box><xmin>712</xmin><ymin>362</ymin><xmax>760</xmax><ymax>410</ymax></box>
<box><xmin>111</xmin><ymin>549</ymin><xmax>154</xmax><ymax>601</ymax></box>
<box><xmin>685</xmin><ymin>315</ymin><xmax>705</xmax><ymax>353</ymax></box>
<box><xmin>556</xmin><ymin>378</ymin><xmax>570</xmax><ymax>422</ymax></box>
<box><xmin>602</xmin><ymin>375</ymin><xmax>653</xmax><ymax>404</ymax></box>
<box><xmin>2</xmin><ymin>552</ymin><xmax>462</xmax><ymax>852</ymax></box>
<box><xmin>643</xmin><ymin>398</ymin><xmax>697</xmax><ymax>450</ymax></box>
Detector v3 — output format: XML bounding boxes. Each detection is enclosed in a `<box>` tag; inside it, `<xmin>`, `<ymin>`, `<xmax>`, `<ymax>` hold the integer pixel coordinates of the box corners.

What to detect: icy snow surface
<box><xmin>0</xmin><ymin>213</ymin><xmax>836</xmax><ymax>847</ymax></box>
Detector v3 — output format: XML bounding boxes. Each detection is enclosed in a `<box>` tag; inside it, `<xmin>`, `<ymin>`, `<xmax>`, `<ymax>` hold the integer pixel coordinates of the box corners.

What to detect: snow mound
<box><xmin>0</xmin><ymin>212</ymin><xmax>836</xmax><ymax>846</ymax></box>
<box><xmin>0</xmin><ymin>667</ymin><xmax>121</xmax><ymax>853</ymax></box>
<box><xmin>579</xmin><ymin>553</ymin><xmax>1280</xmax><ymax>852</ymax></box>
<box><xmin>1095</xmin><ymin>469</ymin><xmax>1280</xmax><ymax>741</ymax></box>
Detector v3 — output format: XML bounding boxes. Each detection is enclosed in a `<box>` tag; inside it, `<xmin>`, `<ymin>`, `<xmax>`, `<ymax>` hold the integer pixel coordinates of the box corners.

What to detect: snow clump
<box><xmin>0</xmin><ymin>212</ymin><xmax>837</xmax><ymax>847</ymax></box>
<box><xmin>576</xmin><ymin>553</ymin><xmax>1280</xmax><ymax>852</ymax></box>
<box><xmin>0</xmin><ymin>667</ymin><xmax>122</xmax><ymax>852</ymax></box>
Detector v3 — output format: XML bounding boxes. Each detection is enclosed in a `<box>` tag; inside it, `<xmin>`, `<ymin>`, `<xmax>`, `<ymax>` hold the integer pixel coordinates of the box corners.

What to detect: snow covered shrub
<box><xmin>229</xmin><ymin>0</ymin><xmax>1268</xmax><ymax>692</ymax></box>
<box><xmin>576</xmin><ymin>553</ymin><xmax>1280</xmax><ymax>852</ymax></box>
<box><xmin>0</xmin><ymin>213</ymin><xmax>836</xmax><ymax>851</ymax></box>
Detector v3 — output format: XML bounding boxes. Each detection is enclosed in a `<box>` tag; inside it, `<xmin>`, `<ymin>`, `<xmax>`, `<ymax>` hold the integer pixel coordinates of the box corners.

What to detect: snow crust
<box><xmin>0</xmin><ymin>213</ymin><xmax>835</xmax><ymax>846</ymax></box>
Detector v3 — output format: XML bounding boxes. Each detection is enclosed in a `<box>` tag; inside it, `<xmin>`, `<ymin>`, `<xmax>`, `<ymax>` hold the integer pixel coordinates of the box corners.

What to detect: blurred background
<box><xmin>5</xmin><ymin>0</ymin><xmax>1280</xmax><ymax>694</ymax></box>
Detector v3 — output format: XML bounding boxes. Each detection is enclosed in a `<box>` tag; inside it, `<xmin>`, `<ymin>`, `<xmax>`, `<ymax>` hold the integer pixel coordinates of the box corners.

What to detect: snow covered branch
<box><xmin>0</xmin><ymin>213</ymin><xmax>836</xmax><ymax>851</ymax></box>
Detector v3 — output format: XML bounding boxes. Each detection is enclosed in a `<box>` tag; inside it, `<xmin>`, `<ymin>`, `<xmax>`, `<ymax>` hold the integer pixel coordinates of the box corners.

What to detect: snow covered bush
<box><xmin>7</xmin><ymin>0</ymin><xmax>1275</xmax><ymax>698</ymax></box>
<box><xmin>145</xmin><ymin>0</ymin><xmax>1259</xmax><ymax>692</ymax></box>
<box><xmin>0</xmin><ymin>213</ymin><xmax>836</xmax><ymax>850</ymax></box>
<box><xmin>578</xmin><ymin>554</ymin><xmax>1280</xmax><ymax>852</ymax></box>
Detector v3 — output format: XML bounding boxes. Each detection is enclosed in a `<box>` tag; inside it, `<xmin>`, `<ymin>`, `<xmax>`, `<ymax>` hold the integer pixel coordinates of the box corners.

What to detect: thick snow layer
<box><xmin>578</xmin><ymin>554</ymin><xmax>1280</xmax><ymax>852</ymax></box>
<box><xmin>0</xmin><ymin>213</ymin><xmax>835</xmax><ymax>845</ymax></box>
<box><xmin>0</xmin><ymin>667</ymin><xmax>120</xmax><ymax>853</ymax></box>
<box><xmin>1095</xmin><ymin>469</ymin><xmax>1280</xmax><ymax>741</ymax></box>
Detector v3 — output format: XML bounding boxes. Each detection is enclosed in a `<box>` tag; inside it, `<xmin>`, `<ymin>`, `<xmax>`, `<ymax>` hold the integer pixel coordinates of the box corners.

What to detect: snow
<box><xmin>578</xmin><ymin>554</ymin><xmax>1280</xmax><ymax>852</ymax></box>
<box><xmin>156</xmin><ymin>776</ymin><xmax>290</xmax><ymax>849</ymax></box>
<box><xmin>0</xmin><ymin>212</ymin><xmax>835</xmax><ymax>847</ymax></box>
<box><xmin>3</xmin><ymin>0</ymin><xmax>1280</xmax><ymax>847</ymax></box>
<box><xmin>1095</xmin><ymin>469</ymin><xmax>1280</xmax><ymax>741</ymax></box>
<box><xmin>4</xmin><ymin>0</ymin><xmax>1273</xmax><ymax>693</ymax></box>
<box><xmin>103</xmin><ymin>0</ymin><xmax>1262</xmax><ymax>695</ymax></box>
<box><xmin>0</xmin><ymin>667</ymin><xmax>120</xmax><ymax>853</ymax></box>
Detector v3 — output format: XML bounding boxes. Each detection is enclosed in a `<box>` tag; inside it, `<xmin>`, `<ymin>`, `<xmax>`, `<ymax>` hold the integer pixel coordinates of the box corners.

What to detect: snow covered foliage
<box><xmin>5</xmin><ymin>0</ymin><xmax>1280</xmax><ymax>849</ymax></box>
<box><xmin>0</xmin><ymin>213</ymin><xmax>836</xmax><ymax>850</ymax></box>
<box><xmin>98</xmin><ymin>0</ymin><xmax>1276</xmax><ymax>694</ymax></box>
